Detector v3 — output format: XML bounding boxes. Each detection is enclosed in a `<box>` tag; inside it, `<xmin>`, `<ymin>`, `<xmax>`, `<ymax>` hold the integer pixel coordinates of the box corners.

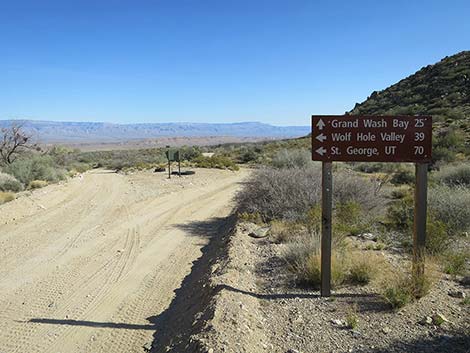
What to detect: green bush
<box><xmin>386</xmin><ymin>194</ymin><xmax>414</xmax><ymax>230</ymax></box>
<box><xmin>0</xmin><ymin>172</ymin><xmax>24</xmax><ymax>192</ymax></box>
<box><xmin>429</xmin><ymin>185</ymin><xmax>470</xmax><ymax>236</ymax></box>
<box><xmin>425</xmin><ymin>219</ymin><xmax>451</xmax><ymax>255</ymax></box>
<box><xmin>442</xmin><ymin>250</ymin><xmax>469</xmax><ymax>277</ymax></box>
<box><xmin>192</xmin><ymin>155</ymin><xmax>239</xmax><ymax>171</ymax></box>
<box><xmin>434</xmin><ymin>164</ymin><xmax>470</xmax><ymax>187</ymax></box>
<box><xmin>4</xmin><ymin>155</ymin><xmax>66</xmax><ymax>186</ymax></box>
<box><xmin>391</xmin><ymin>168</ymin><xmax>414</xmax><ymax>185</ymax></box>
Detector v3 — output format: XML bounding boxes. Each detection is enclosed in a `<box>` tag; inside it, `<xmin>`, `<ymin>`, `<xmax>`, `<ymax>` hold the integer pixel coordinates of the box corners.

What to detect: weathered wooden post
<box><xmin>321</xmin><ymin>162</ymin><xmax>333</xmax><ymax>296</ymax></box>
<box><xmin>413</xmin><ymin>163</ymin><xmax>428</xmax><ymax>285</ymax></box>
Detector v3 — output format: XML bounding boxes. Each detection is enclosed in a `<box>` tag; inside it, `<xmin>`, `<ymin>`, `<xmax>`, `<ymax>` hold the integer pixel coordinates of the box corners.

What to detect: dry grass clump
<box><xmin>0</xmin><ymin>191</ymin><xmax>15</xmax><ymax>205</ymax></box>
<box><xmin>345</xmin><ymin>304</ymin><xmax>359</xmax><ymax>329</ymax></box>
<box><xmin>348</xmin><ymin>252</ymin><xmax>382</xmax><ymax>285</ymax></box>
<box><xmin>28</xmin><ymin>180</ymin><xmax>48</xmax><ymax>189</ymax></box>
<box><xmin>379</xmin><ymin>261</ymin><xmax>439</xmax><ymax>310</ymax></box>
<box><xmin>269</xmin><ymin>220</ymin><xmax>305</xmax><ymax>243</ymax></box>
<box><xmin>238</xmin><ymin>212</ymin><xmax>264</xmax><ymax>225</ymax></box>
<box><xmin>283</xmin><ymin>234</ymin><xmax>385</xmax><ymax>289</ymax></box>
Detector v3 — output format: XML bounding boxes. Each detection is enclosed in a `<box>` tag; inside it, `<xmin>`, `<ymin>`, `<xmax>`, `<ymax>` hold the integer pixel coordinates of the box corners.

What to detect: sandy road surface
<box><xmin>0</xmin><ymin>168</ymin><xmax>247</xmax><ymax>353</ymax></box>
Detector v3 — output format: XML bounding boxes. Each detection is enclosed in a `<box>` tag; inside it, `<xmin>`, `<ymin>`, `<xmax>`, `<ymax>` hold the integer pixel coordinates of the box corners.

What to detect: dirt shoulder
<box><xmin>191</xmin><ymin>222</ymin><xmax>470</xmax><ymax>353</ymax></box>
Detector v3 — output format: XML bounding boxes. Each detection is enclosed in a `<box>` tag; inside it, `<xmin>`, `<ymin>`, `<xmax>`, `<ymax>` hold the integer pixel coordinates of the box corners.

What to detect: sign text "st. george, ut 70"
<box><xmin>311</xmin><ymin>115</ymin><xmax>432</xmax><ymax>162</ymax></box>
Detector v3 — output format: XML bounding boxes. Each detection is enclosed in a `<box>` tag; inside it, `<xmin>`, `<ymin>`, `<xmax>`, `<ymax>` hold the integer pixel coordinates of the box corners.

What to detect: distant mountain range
<box><xmin>0</xmin><ymin>120</ymin><xmax>311</xmax><ymax>143</ymax></box>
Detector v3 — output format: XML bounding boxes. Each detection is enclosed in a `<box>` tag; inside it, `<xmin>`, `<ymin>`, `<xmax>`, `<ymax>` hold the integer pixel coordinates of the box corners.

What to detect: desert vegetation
<box><xmin>236</xmin><ymin>144</ymin><xmax>470</xmax><ymax>310</ymax></box>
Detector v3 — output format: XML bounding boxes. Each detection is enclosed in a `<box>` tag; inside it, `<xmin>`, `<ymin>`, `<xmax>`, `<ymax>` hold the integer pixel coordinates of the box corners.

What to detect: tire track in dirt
<box><xmin>0</xmin><ymin>168</ymin><xmax>248</xmax><ymax>353</ymax></box>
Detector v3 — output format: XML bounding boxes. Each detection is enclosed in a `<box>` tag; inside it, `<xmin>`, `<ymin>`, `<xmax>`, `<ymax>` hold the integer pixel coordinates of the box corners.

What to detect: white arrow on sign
<box><xmin>316</xmin><ymin>147</ymin><xmax>327</xmax><ymax>156</ymax></box>
<box><xmin>316</xmin><ymin>133</ymin><xmax>326</xmax><ymax>142</ymax></box>
<box><xmin>316</xmin><ymin>119</ymin><xmax>325</xmax><ymax>130</ymax></box>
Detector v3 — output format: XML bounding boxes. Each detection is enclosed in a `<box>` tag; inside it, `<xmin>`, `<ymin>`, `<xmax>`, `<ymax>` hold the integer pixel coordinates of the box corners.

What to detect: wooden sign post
<box><xmin>312</xmin><ymin>115</ymin><xmax>432</xmax><ymax>296</ymax></box>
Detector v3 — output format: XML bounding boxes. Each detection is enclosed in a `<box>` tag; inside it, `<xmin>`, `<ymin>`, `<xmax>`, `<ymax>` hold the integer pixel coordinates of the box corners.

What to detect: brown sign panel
<box><xmin>311</xmin><ymin>115</ymin><xmax>432</xmax><ymax>162</ymax></box>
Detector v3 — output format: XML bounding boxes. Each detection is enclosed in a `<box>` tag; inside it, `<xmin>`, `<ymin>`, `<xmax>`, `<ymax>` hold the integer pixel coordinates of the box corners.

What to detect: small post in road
<box><xmin>166</xmin><ymin>145</ymin><xmax>171</xmax><ymax>179</ymax></box>
<box><xmin>413</xmin><ymin>163</ymin><xmax>428</xmax><ymax>281</ymax></box>
<box><xmin>321</xmin><ymin>161</ymin><xmax>333</xmax><ymax>297</ymax></box>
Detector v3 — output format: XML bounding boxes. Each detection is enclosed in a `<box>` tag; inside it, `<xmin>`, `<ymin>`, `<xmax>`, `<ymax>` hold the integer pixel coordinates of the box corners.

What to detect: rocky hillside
<box><xmin>350</xmin><ymin>51</ymin><xmax>470</xmax><ymax>150</ymax></box>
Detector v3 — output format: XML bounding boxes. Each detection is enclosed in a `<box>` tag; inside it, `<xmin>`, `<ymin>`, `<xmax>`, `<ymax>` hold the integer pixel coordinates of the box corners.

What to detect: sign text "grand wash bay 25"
<box><xmin>311</xmin><ymin>115</ymin><xmax>432</xmax><ymax>162</ymax></box>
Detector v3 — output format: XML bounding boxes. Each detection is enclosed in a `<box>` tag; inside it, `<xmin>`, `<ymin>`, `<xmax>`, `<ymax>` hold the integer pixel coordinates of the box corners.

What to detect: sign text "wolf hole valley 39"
<box><xmin>311</xmin><ymin>115</ymin><xmax>432</xmax><ymax>162</ymax></box>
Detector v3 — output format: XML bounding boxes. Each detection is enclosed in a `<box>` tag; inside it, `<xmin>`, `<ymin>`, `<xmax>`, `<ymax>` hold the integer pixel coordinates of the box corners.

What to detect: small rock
<box><xmin>460</xmin><ymin>276</ymin><xmax>470</xmax><ymax>286</ymax></box>
<box><xmin>142</xmin><ymin>342</ymin><xmax>152</xmax><ymax>352</ymax></box>
<box><xmin>208</xmin><ymin>349</ymin><xmax>214</xmax><ymax>353</ymax></box>
<box><xmin>248</xmin><ymin>227</ymin><xmax>270</xmax><ymax>239</ymax></box>
<box><xmin>448</xmin><ymin>290</ymin><xmax>466</xmax><ymax>299</ymax></box>
<box><xmin>351</xmin><ymin>330</ymin><xmax>361</xmax><ymax>338</ymax></box>
<box><xmin>419</xmin><ymin>316</ymin><xmax>433</xmax><ymax>325</ymax></box>
<box><xmin>358</xmin><ymin>233</ymin><xmax>377</xmax><ymax>241</ymax></box>
<box><xmin>382</xmin><ymin>327</ymin><xmax>391</xmax><ymax>334</ymax></box>
<box><xmin>286</xmin><ymin>350</ymin><xmax>301</xmax><ymax>353</ymax></box>
<box><xmin>331</xmin><ymin>319</ymin><xmax>345</xmax><ymax>326</ymax></box>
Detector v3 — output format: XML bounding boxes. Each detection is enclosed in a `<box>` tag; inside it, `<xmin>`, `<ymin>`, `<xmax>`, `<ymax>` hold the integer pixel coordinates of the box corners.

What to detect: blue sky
<box><xmin>1</xmin><ymin>0</ymin><xmax>469</xmax><ymax>126</ymax></box>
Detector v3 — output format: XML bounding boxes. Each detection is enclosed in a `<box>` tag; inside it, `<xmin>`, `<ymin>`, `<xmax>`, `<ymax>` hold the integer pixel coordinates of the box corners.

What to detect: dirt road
<box><xmin>0</xmin><ymin>168</ymin><xmax>247</xmax><ymax>353</ymax></box>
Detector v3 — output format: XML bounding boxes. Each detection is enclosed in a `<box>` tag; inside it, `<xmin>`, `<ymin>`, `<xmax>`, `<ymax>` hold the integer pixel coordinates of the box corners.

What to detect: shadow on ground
<box><xmin>363</xmin><ymin>328</ymin><xmax>470</xmax><ymax>353</ymax></box>
<box><xmin>148</xmin><ymin>214</ymin><xmax>237</xmax><ymax>353</ymax></box>
<box><xmin>28</xmin><ymin>318</ymin><xmax>154</xmax><ymax>330</ymax></box>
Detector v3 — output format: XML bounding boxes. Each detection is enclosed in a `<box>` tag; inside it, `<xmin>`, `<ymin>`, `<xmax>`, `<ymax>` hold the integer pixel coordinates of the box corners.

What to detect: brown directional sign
<box><xmin>311</xmin><ymin>115</ymin><xmax>432</xmax><ymax>162</ymax></box>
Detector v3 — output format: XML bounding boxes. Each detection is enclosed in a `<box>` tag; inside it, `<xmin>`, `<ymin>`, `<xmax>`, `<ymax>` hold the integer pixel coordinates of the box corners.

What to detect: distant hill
<box><xmin>349</xmin><ymin>51</ymin><xmax>470</xmax><ymax>144</ymax></box>
<box><xmin>0</xmin><ymin>120</ymin><xmax>310</xmax><ymax>143</ymax></box>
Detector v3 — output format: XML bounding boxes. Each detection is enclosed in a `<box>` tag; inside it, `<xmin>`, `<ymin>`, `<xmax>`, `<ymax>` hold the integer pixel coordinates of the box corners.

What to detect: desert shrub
<box><xmin>179</xmin><ymin>146</ymin><xmax>202</xmax><ymax>161</ymax></box>
<box><xmin>0</xmin><ymin>191</ymin><xmax>15</xmax><ymax>204</ymax></box>
<box><xmin>428</xmin><ymin>185</ymin><xmax>470</xmax><ymax>236</ymax></box>
<box><xmin>386</xmin><ymin>194</ymin><xmax>414</xmax><ymax>230</ymax></box>
<box><xmin>237</xmin><ymin>167</ymin><xmax>385</xmax><ymax>222</ymax></box>
<box><xmin>382</xmin><ymin>274</ymin><xmax>414</xmax><ymax>309</ymax></box>
<box><xmin>442</xmin><ymin>250</ymin><xmax>469</xmax><ymax>277</ymax></box>
<box><xmin>237</xmin><ymin>146</ymin><xmax>261</xmax><ymax>163</ymax></box>
<box><xmin>345</xmin><ymin>305</ymin><xmax>359</xmax><ymax>329</ymax></box>
<box><xmin>236</xmin><ymin>167</ymin><xmax>321</xmax><ymax>221</ymax></box>
<box><xmin>380</xmin><ymin>264</ymin><xmax>437</xmax><ymax>309</ymax></box>
<box><xmin>0</xmin><ymin>172</ymin><xmax>23</xmax><ymax>192</ymax></box>
<box><xmin>67</xmin><ymin>162</ymin><xmax>91</xmax><ymax>174</ymax></box>
<box><xmin>333</xmin><ymin>171</ymin><xmax>386</xmax><ymax>212</ymax></box>
<box><xmin>271</xmin><ymin>148</ymin><xmax>313</xmax><ymax>169</ymax></box>
<box><xmin>28</xmin><ymin>180</ymin><xmax>48</xmax><ymax>189</ymax></box>
<box><xmin>390</xmin><ymin>186</ymin><xmax>411</xmax><ymax>199</ymax></box>
<box><xmin>192</xmin><ymin>155</ymin><xmax>239</xmax><ymax>171</ymax></box>
<box><xmin>285</xmin><ymin>250</ymin><xmax>348</xmax><ymax>289</ymax></box>
<box><xmin>238</xmin><ymin>212</ymin><xmax>264</xmax><ymax>225</ymax></box>
<box><xmin>391</xmin><ymin>168</ymin><xmax>414</xmax><ymax>185</ymax></box>
<box><xmin>425</xmin><ymin>219</ymin><xmax>451</xmax><ymax>255</ymax></box>
<box><xmin>4</xmin><ymin>155</ymin><xmax>66</xmax><ymax>186</ymax></box>
<box><xmin>283</xmin><ymin>233</ymin><xmax>348</xmax><ymax>288</ymax></box>
<box><xmin>434</xmin><ymin>164</ymin><xmax>470</xmax><ymax>187</ymax></box>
